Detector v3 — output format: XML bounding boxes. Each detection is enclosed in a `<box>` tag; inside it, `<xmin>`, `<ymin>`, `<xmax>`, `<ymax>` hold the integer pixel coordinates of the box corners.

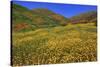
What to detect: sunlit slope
<box><xmin>12</xmin><ymin>23</ymin><xmax>97</xmax><ymax>66</ymax></box>
<box><xmin>12</xmin><ymin>4</ymin><xmax>69</xmax><ymax>32</ymax></box>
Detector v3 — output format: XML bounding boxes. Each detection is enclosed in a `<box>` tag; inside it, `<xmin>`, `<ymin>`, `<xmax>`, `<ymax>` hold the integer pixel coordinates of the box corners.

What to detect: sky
<box><xmin>12</xmin><ymin>1</ymin><xmax>97</xmax><ymax>18</ymax></box>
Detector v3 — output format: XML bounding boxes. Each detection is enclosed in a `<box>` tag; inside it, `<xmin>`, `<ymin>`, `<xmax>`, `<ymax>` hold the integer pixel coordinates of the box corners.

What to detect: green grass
<box><xmin>12</xmin><ymin>23</ymin><xmax>97</xmax><ymax>66</ymax></box>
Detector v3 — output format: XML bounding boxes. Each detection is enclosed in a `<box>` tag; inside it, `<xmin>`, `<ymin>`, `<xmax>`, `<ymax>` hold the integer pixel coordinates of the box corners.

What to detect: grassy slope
<box><xmin>12</xmin><ymin>4</ymin><xmax>70</xmax><ymax>32</ymax></box>
<box><xmin>12</xmin><ymin>23</ymin><xmax>97</xmax><ymax>66</ymax></box>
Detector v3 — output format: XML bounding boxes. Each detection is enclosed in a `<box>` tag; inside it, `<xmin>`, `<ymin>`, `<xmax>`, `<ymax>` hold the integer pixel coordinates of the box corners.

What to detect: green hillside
<box><xmin>32</xmin><ymin>8</ymin><xmax>70</xmax><ymax>25</ymax></box>
<box><xmin>12</xmin><ymin>4</ymin><xmax>69</xmax><ymax>32</ymax></box>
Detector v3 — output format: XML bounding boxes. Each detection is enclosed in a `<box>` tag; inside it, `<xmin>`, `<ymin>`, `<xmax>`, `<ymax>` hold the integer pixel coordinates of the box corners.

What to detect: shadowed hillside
<box><xmin>70</xmin><ymin>11</ymin><xmax>97</xmax><ymax>24</ymax></box>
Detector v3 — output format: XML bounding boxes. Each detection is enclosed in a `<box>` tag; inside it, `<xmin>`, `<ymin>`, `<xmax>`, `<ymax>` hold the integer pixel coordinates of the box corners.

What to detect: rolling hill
<box><xmin>12</xmin><ymin>4</ymin><xmax>69</xmax><ymax>32</ymax></box>
<box><xmin>70</xmin><ymin>11</ymin><xmax>97</xmax><ymax>24</ymax></box>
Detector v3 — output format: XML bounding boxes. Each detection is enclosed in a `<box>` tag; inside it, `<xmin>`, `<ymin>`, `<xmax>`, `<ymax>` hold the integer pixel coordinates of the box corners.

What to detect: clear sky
<box><xmin>12</xmin><ymin>1</ymin><xmax>97</xmax><ymax>18</ymax></box>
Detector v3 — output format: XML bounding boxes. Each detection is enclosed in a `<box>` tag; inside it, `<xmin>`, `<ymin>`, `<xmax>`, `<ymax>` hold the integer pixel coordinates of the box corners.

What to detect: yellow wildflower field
<box><xmin>12</xmin><ymin>23</ymin><xmax>97</xmax><ymax>66</ymax></box>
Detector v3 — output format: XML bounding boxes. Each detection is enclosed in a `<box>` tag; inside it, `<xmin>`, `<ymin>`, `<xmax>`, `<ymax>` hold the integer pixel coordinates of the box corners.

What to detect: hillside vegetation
<box><xmin>12</xmin><ymin>3</ymin><xmax>97</xmax><ymax>66</ymax></box>
<box><xmin>12</xmin><ymin>4</ymin><xmax>69</xmax><ymax>32</ymax></box>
